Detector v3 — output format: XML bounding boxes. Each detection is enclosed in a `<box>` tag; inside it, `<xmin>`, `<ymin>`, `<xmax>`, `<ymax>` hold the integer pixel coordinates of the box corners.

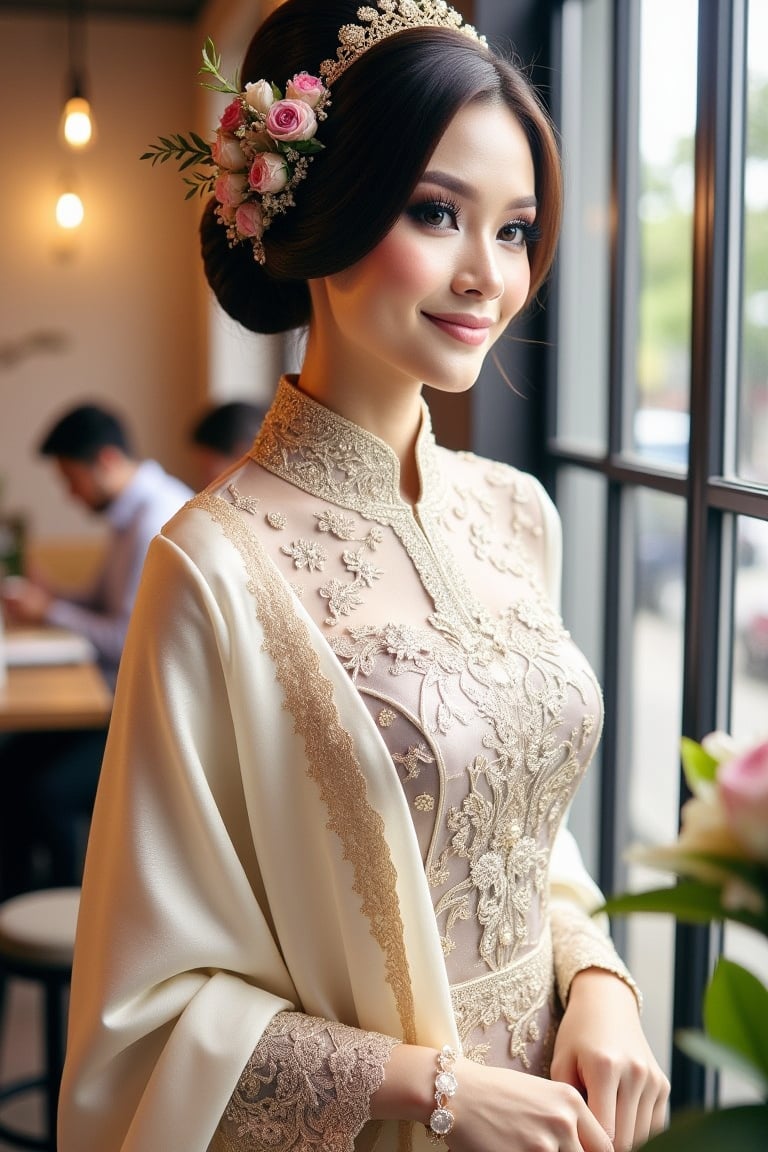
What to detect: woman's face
<box><xmin>315</xmin><ymin>97</ymin><xmax>537</xmax><ymax>397</ymax></box>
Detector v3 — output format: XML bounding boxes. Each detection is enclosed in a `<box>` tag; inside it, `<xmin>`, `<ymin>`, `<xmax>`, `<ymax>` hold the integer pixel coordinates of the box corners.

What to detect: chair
<box><xmin>0</xmin><ymin>888</ymin><xmax>79</xmax><ymax>1151</ymax></box>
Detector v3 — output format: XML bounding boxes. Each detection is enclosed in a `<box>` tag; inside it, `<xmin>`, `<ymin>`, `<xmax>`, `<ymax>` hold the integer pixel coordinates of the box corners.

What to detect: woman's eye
<box><xmin>408</xmin><ymin>198</ymin><xmax>459</xmax><ymax>230</ymax></box>
<box><xmin>500</xmin><ymin>221</ymin><xmax>528</xmax><ymax>247</ymax></box>
<box><xmin>500</xmin><ymin>219</ymin><xmax>540</xmax><ymax>249</ymax></box>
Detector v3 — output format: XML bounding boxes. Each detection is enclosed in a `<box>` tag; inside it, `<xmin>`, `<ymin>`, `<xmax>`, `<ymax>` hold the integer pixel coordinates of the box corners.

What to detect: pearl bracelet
<box><xmin>426</xmin><ymin>1044</ymin><xmax>458</xmax><ymax>1143</ymax></box>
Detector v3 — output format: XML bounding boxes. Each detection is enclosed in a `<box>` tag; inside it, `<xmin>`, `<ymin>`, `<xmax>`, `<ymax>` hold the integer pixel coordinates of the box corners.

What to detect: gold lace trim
<box><xmin>550</xmin><ymin>902</ymin><xmax>642</xmax><ymax>1011</ymax></box>
<box><xmin>196</xmin><ymin>491</ymin><xmax>417</xmax><ymax>1044</ymax></box>
<box><xmin>450</xmin><ymin>930</ymin><xmax>553</xmax><ymax>1068</ymax></box>
<box><xmin>209</xmin><ymin>1012</ymin><xmax>399</xmax><ymax>1152</ymax></box>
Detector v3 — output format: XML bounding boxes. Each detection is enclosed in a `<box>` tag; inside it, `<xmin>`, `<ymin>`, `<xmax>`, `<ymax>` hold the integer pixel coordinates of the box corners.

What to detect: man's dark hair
<box><xmin>38</xmin><ymin>403</ymin><xmax>133</xmax><ymax>462</ymax></box>
<box><xmin>191</xmin><ymin>401</ymin><xmax>266</xmax><ymax>454</ymax></box>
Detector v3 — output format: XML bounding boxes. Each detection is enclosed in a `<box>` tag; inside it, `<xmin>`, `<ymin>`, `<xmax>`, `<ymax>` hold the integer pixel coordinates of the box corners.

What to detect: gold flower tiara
<box><xmin>319</xmin><ymin>0</ymin><xmax>487</xmax><ymax>86</ymax></box>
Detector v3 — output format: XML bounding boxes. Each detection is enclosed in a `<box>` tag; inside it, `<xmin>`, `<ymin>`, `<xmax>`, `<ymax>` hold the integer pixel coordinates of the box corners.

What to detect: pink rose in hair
<box><xmin>212</xmin><ymin>131</ymin><xmax>246</xmax><ymax>171</ymax></box>
<box><xmin>219</xmin><ymin>98</ymin><xmax>245</xmax><ymax>133</ymax></box>
<box><xmin>285</xmin><ymin>72</ymin><xmax>326</xmax><ymax>109</ymax></box>
<box><xmin>249</xmin><ymin>152</ymin><xmax>289</xmax><ymax>194</ymax></box>
<box><xmin>235</xmin><ymin>200</ymin><xmax>264</xmax><ymax>239</ymax></box>
<box><xmin>214</xmin><ymin>171</ymin><xmax>248</xmax><ymax>208</ymax></box>
<box><xmin>718</xmin><ymin>739</ymin><xmax>768</xmax><ymax>858</ymax></box>
<box><xmin>265</xmin><ymin>99</ymin><xmax>317</xmax><ymax>142</ymax></box>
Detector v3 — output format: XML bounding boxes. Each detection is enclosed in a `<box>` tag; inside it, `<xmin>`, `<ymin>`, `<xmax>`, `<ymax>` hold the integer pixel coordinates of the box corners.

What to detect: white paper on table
<box><xmin>3</xmin><ymin>628</ymin><xmax>97</xmax><ymax>667</ymax></box>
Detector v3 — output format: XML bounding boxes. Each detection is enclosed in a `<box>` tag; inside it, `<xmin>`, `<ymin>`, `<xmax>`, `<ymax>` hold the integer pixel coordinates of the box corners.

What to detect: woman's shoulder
<box><xmin>147</xmin><ymin>483</ymin><xmax>264</xmax><ymax>589</ymax></box>
<box><xmin>434</xmin><ymin>446</ymin><xmax>558</xmax><ymax>523</ymax></box>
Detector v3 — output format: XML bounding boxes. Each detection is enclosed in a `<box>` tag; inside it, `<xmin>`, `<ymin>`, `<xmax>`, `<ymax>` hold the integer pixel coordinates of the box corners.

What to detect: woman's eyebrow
<box><xmin>419</xmin><ymin>169</ymin><xmax>537</xmax><ymax>211</ymax></box>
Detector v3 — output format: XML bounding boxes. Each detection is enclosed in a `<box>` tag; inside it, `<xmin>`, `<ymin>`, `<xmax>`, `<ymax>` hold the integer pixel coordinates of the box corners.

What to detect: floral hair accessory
<box><xmin>141</xmin><ymin>39</ymin><xmax>330</xmax><ymax>265</ymax></box>
<box><xmin>319</xmin><ymin>0</ymin><xmax>486</xmax><ymax>86</ymax></box>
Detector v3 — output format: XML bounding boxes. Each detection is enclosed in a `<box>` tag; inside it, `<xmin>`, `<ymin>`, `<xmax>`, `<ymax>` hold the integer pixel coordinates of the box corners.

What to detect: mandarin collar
<box><xmin>250</xmin><ymin>376</ymin><xmax>443</xmax><ymax>517</ymax></box>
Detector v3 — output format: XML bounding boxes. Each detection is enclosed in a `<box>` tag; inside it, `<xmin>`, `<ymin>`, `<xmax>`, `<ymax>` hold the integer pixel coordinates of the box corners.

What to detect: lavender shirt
<box><xmin>46</xmin><ymin>459</ymin><xmax>192</xmax><ymax>688</ymax></box>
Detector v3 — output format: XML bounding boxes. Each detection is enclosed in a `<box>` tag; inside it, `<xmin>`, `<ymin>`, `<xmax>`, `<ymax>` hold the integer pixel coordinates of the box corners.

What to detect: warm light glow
<box><xmin>62</xmin><ymin>96</ymin><xmax>94</xmax><ymax>148</ymax></box>
<box><xmin>56</xmin><ymin>192</ymin><xmax>85</xmax><ymax>229</ymax></box>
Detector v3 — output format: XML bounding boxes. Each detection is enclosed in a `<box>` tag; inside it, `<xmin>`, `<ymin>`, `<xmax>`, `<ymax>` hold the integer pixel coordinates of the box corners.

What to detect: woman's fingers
<box><xmin>596</xmin><ymin>1057</ymin><xmax>669</xmax><ymax>1152</ymax></box>
<box><xmin>627</xmin><ymin>1066</ymin><xmax>670</xmax><ymax>1150</ymax></box>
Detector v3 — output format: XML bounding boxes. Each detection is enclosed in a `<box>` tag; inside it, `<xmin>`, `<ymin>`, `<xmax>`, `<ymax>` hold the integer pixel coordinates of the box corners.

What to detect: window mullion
<box><xmin>673</xmin><ymin>0</ymin><xmax>739</xmax><ymax>1111</ymax></box>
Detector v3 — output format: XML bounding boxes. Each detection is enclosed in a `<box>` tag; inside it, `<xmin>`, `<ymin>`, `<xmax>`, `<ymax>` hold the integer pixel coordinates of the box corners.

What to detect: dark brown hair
<box><xmin>201</xmin><ymin>0</ymin><xmax>562</xmax><ymax>334</ymax></box>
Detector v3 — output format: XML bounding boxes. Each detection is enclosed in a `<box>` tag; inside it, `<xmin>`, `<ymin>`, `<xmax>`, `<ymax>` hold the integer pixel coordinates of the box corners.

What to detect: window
<box><xmin>552</xmin><ymin>0</ymin><xmax>768</xmax><ymax>1110</ymax></box>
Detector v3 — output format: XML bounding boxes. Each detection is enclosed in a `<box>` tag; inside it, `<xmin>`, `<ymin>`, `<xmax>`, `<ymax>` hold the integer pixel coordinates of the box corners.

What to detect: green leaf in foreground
<box><xmin>634</xmin><ymin>1104</ymin><xmax>768</xmax><ymax>1151</ymax></box>
<box><xmin>680</xmin><ymin>735</ymin><xmax>719</xmax><ymax>792</ymax></box>
<box><xmin>599</xmin><ymin>881</ymin><xmax>768</xmax><ymax>934</ymax></box>
<box><xmin>675</xmin><ymin>1028</ymin><xmax>768</xmax><ymax>1092</ymax></box>
<box><xmin>703</xmin><ymin>957</ymin><xmax>768</xmax><ymax>1083</ymax></box>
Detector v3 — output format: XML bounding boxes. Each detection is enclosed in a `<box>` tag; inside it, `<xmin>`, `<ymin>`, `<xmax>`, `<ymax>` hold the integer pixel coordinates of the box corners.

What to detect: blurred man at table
<box><xmin>0</xmin><ymin>402</ymin><xmax>192</xmax><ymax>898</ymax></box>
<box><xmin>189</xmin><ymin>398</ymin><xmax>266</xmax><ymax>488</ymax></box>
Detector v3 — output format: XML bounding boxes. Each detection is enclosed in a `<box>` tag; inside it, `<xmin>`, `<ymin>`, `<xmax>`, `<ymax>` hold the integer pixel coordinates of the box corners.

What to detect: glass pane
<box><xmin>626</xmin><ymin>487</ymin><xmax>686</xmax><ymax>1076</ymax></box>
<box><xmin>557</xmin><ymin>466</ymin><xmax>607</xmax><ymax>873</ymax></box>
<box><xmin>632</xmin><ymin>0</ymin><xmax>698</xmax><ymax>460</ymax></box>
<box><xmin>555</xmin><ymin>0</ymin><xmax>611</xmax><ymax>452</ymax></box>
<box><xmin>723</xmin><ymin>515</ymin><xmax>768</xmax><ymax>1103</ymax></box>
<box><xmin>733</xmin><ymin>514</ymin><xmax>768</xmax><ymax>741</ymax></box>
<box><xmin>738</xmin><ymin>4</ymin><xmax>768</xmax><ymax>483</ymax></box>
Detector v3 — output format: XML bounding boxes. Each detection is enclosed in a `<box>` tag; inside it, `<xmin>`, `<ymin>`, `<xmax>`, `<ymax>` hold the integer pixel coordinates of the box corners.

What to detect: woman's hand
<box><xmin>448</xmin><ymin>1056</ymin><xmax>615</xmax><ymax>1152</ymax></box>
<box><xmin>373</xmin><ymin>1043</ymin><xmax>614</xmax><ymax>1152</ymax></box>
<box><xmin>551</xmin><ymin>968</ymin><xmax>670</xmax><ymax>1152</ymax></box>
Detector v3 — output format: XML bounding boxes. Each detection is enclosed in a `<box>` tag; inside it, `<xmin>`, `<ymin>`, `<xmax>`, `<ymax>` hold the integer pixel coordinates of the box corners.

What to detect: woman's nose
<box><xmin>451</xmin><ymin>237</ymin><xmax>505</xmax><ymax>300</ymax></box>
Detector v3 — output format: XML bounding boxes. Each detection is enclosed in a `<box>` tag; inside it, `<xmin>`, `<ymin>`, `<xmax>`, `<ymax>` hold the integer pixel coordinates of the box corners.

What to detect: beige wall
<box><xmin>0</xmin><ymin>12</ymin><xmax>203</xmax><ymax>543</ymax></box>
<box><xmin>0</xmin><ymin>1</ymin><xmax>309</xmax><ymax>553</ymax></box>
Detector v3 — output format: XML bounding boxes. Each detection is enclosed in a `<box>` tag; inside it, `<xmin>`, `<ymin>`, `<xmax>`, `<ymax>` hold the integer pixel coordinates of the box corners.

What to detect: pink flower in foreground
<box><xmin>285</xmin><ymin>72</ymin><xmax>327</xmax><ymax>108</ymax></box>
<box><xmin>265</xmin><ymin>99</ymin><xmax>317</xmax><ymax>142</ymax></box>
<box><xmin>718</xmin><ymin>739</ymin><xmax>768</xmax><ymax>859</ymax></box>
<box><xmin>248</xmin><ymin>152</ymin><xmax>289</xmax><ymax>194</ymax></box>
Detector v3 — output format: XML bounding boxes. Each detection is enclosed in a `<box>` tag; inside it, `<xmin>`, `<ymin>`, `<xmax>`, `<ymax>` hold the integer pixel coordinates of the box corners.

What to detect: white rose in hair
<box><xmin>245</xmin><ymin>80</ymin><xmax>275</xmax><ymax>114</ymax></box>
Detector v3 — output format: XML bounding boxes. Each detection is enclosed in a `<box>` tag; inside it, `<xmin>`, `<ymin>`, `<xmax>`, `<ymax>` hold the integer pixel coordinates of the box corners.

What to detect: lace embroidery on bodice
<box><xmin>214</xmin><ymin>378</ymin><xmax>604</xmax><ymax>1074</ymax></box>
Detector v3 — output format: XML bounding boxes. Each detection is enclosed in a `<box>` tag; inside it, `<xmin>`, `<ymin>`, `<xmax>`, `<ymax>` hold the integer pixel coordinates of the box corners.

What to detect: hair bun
<box><xmin>199</xmin><ymin>198</ymin><xmax>311</xmax><ymax>334</ymax></box>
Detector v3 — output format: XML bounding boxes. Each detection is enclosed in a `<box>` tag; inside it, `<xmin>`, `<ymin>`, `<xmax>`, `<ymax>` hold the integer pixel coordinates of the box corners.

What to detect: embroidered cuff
<box><xmin>209</xmin><ymin>1011</ymin><xmax>400</xmax><ymax>1152</ymax></box>
<box><xmin>551</xmin><ymin>902</ymin><xmax>643</xmax><ymax>1013</ymax></box>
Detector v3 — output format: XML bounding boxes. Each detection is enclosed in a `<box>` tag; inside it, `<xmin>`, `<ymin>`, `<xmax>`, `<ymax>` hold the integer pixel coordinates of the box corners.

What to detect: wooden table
<box><xmin>0</xmin><ymin>662</ymin><xmax>113</xmax><ymax>733</ymax></box>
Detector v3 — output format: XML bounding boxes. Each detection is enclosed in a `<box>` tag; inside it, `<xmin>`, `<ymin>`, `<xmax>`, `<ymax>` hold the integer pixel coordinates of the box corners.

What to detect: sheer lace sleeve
<box><xmin>207</xmin><ymin>1011</ymin><xmax>400</xmax><ymax>1152</ymax></box>
<box><xmin>550</xmin><ymin>902</ymin><xmax>643</xmax><ymax>1012</ymax></box>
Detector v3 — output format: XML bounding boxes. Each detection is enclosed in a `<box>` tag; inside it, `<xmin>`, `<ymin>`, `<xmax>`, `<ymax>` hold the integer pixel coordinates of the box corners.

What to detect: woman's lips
<box><xmin>422</xmin><ymin>312</ymin><xmax>494</xmax><ymax>346</ymax></box>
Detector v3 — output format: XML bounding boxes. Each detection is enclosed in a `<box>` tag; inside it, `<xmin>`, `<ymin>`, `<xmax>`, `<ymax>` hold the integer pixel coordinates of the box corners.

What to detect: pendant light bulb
<box><xmin>56</xmin><ymin>191</ymin><xmax>85</xmax><ymax>229</ymax></box>
<box><xmin>62</xmin><ymin>93</ymin><xmax>94</xmax><ymax>149</ymax></box>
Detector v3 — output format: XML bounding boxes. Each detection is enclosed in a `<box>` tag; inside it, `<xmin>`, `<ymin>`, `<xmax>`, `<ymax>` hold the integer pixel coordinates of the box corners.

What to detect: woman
<box><xmin>59</xmin><ymin>2</ymin><xmax>669</xmax><ymax>1150</ymax></box>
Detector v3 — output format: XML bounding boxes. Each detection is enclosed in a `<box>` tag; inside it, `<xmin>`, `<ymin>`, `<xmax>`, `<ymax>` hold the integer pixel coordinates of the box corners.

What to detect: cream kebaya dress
<box><xmin>59</xmin><ymin>377</ymin><xmax>636</xmax><ymax>1152</ymax></box>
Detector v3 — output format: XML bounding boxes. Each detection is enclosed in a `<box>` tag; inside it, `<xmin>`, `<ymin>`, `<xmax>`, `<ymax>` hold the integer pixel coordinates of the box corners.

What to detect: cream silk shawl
<box><xmin>58</xmin><ymin>489</ymin><xmax>606</xmax><ymax>1152</ymax></box>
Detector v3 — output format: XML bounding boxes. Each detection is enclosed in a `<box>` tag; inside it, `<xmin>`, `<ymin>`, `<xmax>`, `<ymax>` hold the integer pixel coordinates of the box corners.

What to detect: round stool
<box><xmin>0</xmin><ymin>888</ymin><xmax>80</xmax><ymax>1151</ymax></box>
